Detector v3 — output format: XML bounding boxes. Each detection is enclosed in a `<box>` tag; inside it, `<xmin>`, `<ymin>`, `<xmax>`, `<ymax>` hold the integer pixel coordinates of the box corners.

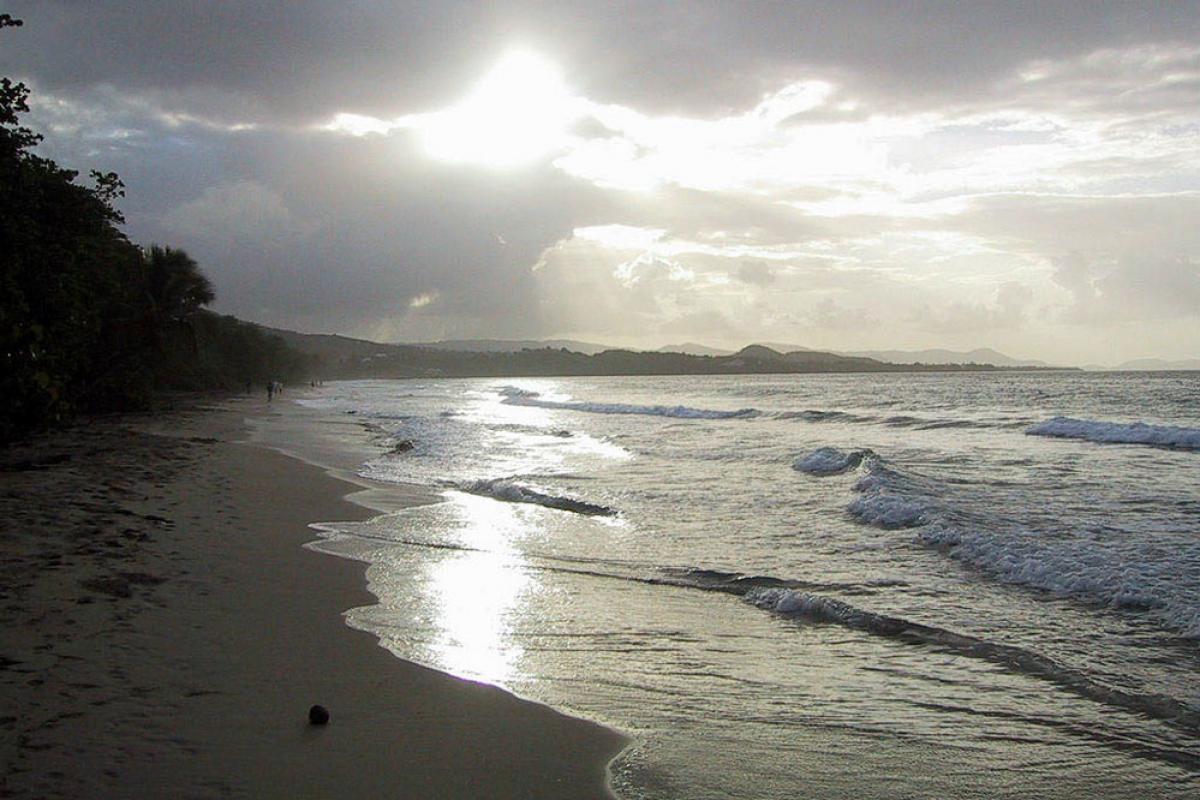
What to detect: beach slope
<box><xmin>0</xmin><ymin>399</ymin><xmax>625</xmax><ymax>798</ymax></box>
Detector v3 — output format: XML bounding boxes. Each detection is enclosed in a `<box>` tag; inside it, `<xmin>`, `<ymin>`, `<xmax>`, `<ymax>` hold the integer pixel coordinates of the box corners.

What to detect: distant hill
<box><xmin>264</xmin><ymin>329</ymin><xmax>398</xmax><ymax>362</ymax></box>
<box><xmin>657</xmin><ymin>342</ymin><xmax>734</xmax><ymax>356</ymax></box>
<box><xmin>755</xmin><ymin>342</ymin><xmax>814</xmax><ymax>354</ymax></box>
<box><xmin>731</xmin><ymin>345</ymin><xmax>888</xmax><ymax>371</ymax></box>
<box><xmin>1113</xmin><ymin>358</ymin><xmax>1200</xmax><ymax>371</ymax></box>
<box><xmin>264</xmin><ymin>331</ymin><xmax>1039</xmax><ymax>379</ymax></box>
<box><xmin>417</xmin><ymin>338</ymin><xmax>614</xmax><ymax>355</ymax></box>
<box><xmin>843</xmin><ymin>347</ymin><xmax>1052</xmax><ymax>368</ymax></box>
<box><xmin>688</xmin><ymin>343</ymin><xmax>1057</xmax><ymax>368</ymax></box>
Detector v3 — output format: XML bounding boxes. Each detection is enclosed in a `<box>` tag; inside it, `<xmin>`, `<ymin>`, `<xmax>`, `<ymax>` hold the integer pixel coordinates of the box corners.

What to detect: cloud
<box><xmin>736</xmin><ymin>261</ymin><xmax>775</xmax><ymax>286</ymax></box>
<box><xmin>659</xmin><ymin>309</ymin><xmax>740</xmax><ymax>339</ymax></box>
<box><xmin>8</xmin><ymin>1</ymin><xmax>1199</xmax><ymax>119</ymax></box>
<box><xmin>913</xmin><ymin>281</ymin><xmax>1035</xmax><ymax>334</ymax></box>
<box><xmin>809</xmin><ymin>298</ymin><xmax>877</xmax><ymax>330</ymax></box>
<box><xmin>613</xmin><ymin>253</ymin><xmax>695</xmax><ymax>288</ymax></box>
<box><xmin>4</xmin><ymin>2</ymin><xmax>1199</xmax><ymax>363</ymax></box>
<box><xmin>1054</xmin><ymin>253</ymin><xmax>1200</xmax><ymax>322</ymax></box>
<box><xmin>161</xmin><ymin>181</ymin><xmax>305</xmax><ymax>246</ymax></box>
<box><xmin>408</xmin><ymin>292</ymin><xmax>438</xmax><ymax>309</ymax></box>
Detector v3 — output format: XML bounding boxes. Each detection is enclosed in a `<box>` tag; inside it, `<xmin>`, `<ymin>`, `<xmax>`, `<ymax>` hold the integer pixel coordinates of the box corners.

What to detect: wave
<box><xmin>659</xmin><ymin>566</ymin><xmax>903</xmax><ymax>597</ymax></box>
<box><xmin>882</xmin><ymin>414</ymin><xmax>995</xmax><ymax>430</ymax></box>
<box><xmin>776</xmin><ymin>409</ymin><xmax>874</xmax><ymax>424</ymax></box>
<box><xmin>492</xmin><ymin>422</ymin><xmax>575</xmax><ymax>438</ymax></box>
<box><xmin>1027</xmin><ymin>417</ymin><xmax>1200</xmax><ymax>450</ymax></box>
<box><xmin>311</xmin><ymin>514</ymin><xmax>1200</xmax><ymax>741</ymax></box>
<box><xmin>457</xmin><ymin>478</ymin><xmax>617</xmax><ymax>517</ymax></box>
<box><xmin>787</xmin><ymin>446</ymin><xmax>935</xmax><ymax>529</ymax></box>
<box><xmin>917</xmin><ymin>524</ymin><xmax>1200</xmax><ymax>637</ymax></box>
<box><xmin>793</xmin><ymin>446</ymin><xmax>874</xmax><ymax>475</ymax></box>
<box><xmin>846</xmin><ymin>457</ymin><xmax>933</xmax><ymax>529</ymax></box>
<box><xmin>777</xmin><ymin>408</ymin><xmax>998</xmax><ymax>431</ymax></box>
<box><xmin>819</xmin><ymin>450</ymin><xmax>1200</xmax><ymax>638</ymax></box>
<box><xmin>847</xmin><ymin>493</ymin><xmax>929</xmax><ymax>528</ymax></box>
<box><xmin>745</xmin><ymin>587</ymin><xmax>1200</xmax><ymax>735</ymax></box>
<box><xmin>500</xmin><ymin>387</ymin><xmax>758</xmax><ymax>420</ymax></box>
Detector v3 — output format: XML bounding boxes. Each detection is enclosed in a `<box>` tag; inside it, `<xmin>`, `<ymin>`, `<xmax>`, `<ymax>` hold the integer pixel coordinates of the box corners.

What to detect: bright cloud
<box><xmin>409</xmin><ymin>291</ymin><xmax>438</xmax><ymax>309</ymax></box>
<box><xmin>322</xmin><ymin>50</ymin><xmax>587</xmax><ymax>167</ymax></box>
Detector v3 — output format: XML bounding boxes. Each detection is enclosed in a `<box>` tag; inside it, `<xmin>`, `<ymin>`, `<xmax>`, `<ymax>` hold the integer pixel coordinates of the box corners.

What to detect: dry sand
<box><xmin>0</xmin><ymin>397</ymin><xmax>626</xmax><ymax>798</ymax></box>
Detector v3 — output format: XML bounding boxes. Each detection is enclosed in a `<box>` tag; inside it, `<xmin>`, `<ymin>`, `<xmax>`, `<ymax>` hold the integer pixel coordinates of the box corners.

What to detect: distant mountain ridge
<box><xmin>1112</xmin><ymin>358</ymin><xmax>1200</xmax><ymax>371</ymax></box>
<box><xmin>418</xmin><ymin>338</ymin><xmax>613</xmax><ymax>355</ymax></box>
<box><xmin>261</xmin><ymin>329</ymin><xmax>1058</xmax><ymax>378</ymax></box>
<box><xmin>842</xmin><ymin>347</ymin><xmax>1052</xmax><ymax>368</ymax></box>
<box><xmin>661</xmin><ymin>342</ymin><xmax>1051</xmax><ymax>367</ymax></box>
<box><xmin>379</xmin><ymin>337</ymin><xmax>1057</xmax><ymax>367</ymax></box>
<box><xmin>657</xmin><ymin>342</ymin><xmax>734</xmax><ymax>356</ymax></box>
<box><xmin>256</xmin><ymin>330</ymin><xmax>1196</xmax><ymax>371</ymax></box>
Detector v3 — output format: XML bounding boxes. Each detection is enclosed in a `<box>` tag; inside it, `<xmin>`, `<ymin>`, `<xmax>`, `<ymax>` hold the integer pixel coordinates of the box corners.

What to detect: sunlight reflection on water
<box><xmin>419</xmin><ymin>493</ymin><xmax>531</xmax><ymax>685</ymax></box>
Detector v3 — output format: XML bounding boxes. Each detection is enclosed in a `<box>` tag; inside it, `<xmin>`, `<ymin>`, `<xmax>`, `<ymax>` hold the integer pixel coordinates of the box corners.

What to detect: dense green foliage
<box><xmin>1</xmin><ymin>16</ymin><xmax>313</xmax><ymax>440</ymax></box>
<box><xmin>156</xmin><ymin>310</ymin><xmax>315</xmax><ymax>392</ymax></box>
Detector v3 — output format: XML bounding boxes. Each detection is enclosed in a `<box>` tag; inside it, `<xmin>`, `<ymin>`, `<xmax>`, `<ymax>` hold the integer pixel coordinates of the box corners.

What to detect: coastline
<box><xmin>0</xmin><ymin>396</ymin><xmax>627</xmax><ymax>798</ymax></box>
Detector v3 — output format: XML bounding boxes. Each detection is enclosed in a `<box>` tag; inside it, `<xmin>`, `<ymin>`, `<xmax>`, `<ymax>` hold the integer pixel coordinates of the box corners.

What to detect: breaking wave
<box><xmin>1027</xmin><ymin>417</ymin><xmax>1200</xmax><ymax>450</ymax></box>
<box><xmin>846</xmin><ymin>458</ymin><xmax>933</xmax><ymax>529</ymax></box>
<box><xmin>744</xmin><ymin>587</ymin><xmax>1200</xmax><ymax>736</ymax></box>
<box><xmin>793</xmin><ymin>446</ymin><xmax>875</xmax><ymax>475</ymax></box>
<box><xmin>457</xmin><ymin>478</ymin><xmax>617</xmax><ymax>516</ymax></box>
<box><xmin>916</xmin><ymin>524</ymin><xmax>1200</xmax><ymax>638</ymax></box>
<box><xmin>776</xmin><ymin>409</ymin><xmax>874</xmax><ymax>424</ymax></box>
<box><xmin>499</xmin><ymin>387</ymin><xmax>759</xmax><ymax>420</ymax></box>
<box><xmin>776</xmin><ymin>408</ymin><xmax>1002</xmax><ymax>431</ymax></box>
<box><xmin>848</xmin><ymin>493</ymin><xmax>930</xmax><ymax>529</ymax></box>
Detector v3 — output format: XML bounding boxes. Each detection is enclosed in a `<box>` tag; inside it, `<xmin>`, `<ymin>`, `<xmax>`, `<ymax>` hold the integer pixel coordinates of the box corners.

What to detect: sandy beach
<box><xmin>0</xmin><ymin>396</ymin><xmax>626</xmax><ymax>799</ymax></box>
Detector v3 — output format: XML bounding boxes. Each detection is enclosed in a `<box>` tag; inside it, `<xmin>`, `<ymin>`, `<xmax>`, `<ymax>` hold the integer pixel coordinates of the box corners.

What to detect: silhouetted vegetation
<box><xmin>1</xmin><ymin>17</ymin><xmax>313</xmax><ymax>440</ymax></box>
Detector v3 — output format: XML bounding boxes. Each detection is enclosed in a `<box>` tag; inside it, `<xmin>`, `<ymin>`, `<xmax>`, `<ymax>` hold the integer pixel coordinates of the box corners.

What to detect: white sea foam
<box><xmin>848</xmin><ymin>493</ymin><xmax>928</xmax><ymax>528</ymax></box>
<box><xmin>917</xmin><ymin>524</ymin><xmax>1200</xmax><ymax>637</ymax></box>
<box><xmin>843</xmin><ymin>457</ymin><xmax>931</xmax><ymax>529</ymax></box>
<box><xmin>792</xmin><ymin>447</ymin><xmax>872</xmax><ymax>475</ymax></box>
<box><xmin>500</xmin><ymin>387</ymin><xmax>758</xmax><ymax>420</ymax></box>
<box><xmin>1027</xmin><ymin>416</ymin><xmax>1200</xmax><ymax>450</ymax></box>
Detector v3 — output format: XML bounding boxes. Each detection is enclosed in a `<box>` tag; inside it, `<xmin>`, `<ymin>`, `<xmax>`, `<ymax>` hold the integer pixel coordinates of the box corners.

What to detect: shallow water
<box><xmin>270</xmin><ymin>371</ymin><xmax>1199</xmax><ymax>798</ymax></box>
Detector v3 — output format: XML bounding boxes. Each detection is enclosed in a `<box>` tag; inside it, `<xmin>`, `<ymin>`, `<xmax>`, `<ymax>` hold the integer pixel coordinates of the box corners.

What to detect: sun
<box><xmin>417</xmin><ymin>50</ymin><xmax>582</xmax><ymax>168</ymax></box>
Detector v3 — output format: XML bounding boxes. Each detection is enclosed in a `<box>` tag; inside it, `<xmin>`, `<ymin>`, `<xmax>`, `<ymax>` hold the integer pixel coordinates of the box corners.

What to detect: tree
<box><xmin>1</xmin><ymin>15</ymin><xmax>147</xmax><ymax>435</ymax></box>
<box><xmin>1</xmin><ymin>16</ymin><xmax>314</xmax><ymax>438</ymax></box>
<box><xmin>142</xmin><ymin>244</ymin><xmax>215</xmax><ymax>346</ymax></box>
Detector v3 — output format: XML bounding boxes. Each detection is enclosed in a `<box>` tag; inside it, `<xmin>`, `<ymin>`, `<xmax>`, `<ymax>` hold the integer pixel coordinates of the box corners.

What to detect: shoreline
<box><xmin>0</xmin><ymin>396</ymin><xmax>627</xmax><ymax>798</ymax></box>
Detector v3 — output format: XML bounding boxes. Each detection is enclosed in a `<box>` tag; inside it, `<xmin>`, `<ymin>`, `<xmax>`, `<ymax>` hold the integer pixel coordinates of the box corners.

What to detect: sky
<box><xmin>3</xmin><ymin>1</ymin><xmax>1199</xmax><ymax>365</ymax></box>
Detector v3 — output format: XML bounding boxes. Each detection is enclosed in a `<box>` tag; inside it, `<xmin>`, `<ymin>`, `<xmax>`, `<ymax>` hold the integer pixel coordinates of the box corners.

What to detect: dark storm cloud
<box><xmin>140</xmin><ymin>126</ymin><xmax>619</xmax><ymax>337</ymax></box>
<box><xmin>6</xmin><ymin>1</ymin><xmax>1200</xmax><ymax>121</ymax></box>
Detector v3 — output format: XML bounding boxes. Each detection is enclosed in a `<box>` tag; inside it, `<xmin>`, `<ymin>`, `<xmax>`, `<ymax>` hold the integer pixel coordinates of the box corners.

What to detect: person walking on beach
<box><xmin>267</xmin><ymin>381</ymin><xmax>275</xmax><ymax>402</ymax></box>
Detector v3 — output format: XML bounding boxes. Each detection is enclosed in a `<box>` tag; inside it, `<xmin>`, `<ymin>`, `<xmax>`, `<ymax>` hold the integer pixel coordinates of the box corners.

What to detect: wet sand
<box><xmin>0</xmin><ymin>396</ymin><xmax>626</xmax><ymax>798</ymax></box>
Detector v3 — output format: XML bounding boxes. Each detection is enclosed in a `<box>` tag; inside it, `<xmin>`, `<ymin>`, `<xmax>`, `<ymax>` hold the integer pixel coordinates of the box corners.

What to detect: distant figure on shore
<box><xmin>267</xmin><ymin>381</ymin><xmax>275</xmax><ymax>402</ymax></box>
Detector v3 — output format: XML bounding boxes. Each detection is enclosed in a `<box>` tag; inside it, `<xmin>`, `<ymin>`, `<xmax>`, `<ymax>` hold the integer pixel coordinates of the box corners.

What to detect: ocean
<box><xmin>260</xmin><ymin>371</ymin><xmax>1199</xmax><ymax>799</ymax></box>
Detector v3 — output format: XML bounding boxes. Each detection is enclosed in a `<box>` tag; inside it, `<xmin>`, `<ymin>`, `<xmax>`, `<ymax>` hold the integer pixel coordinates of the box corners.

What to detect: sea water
<box><xmin>269</xmin><ymin>371</ymin><xmax>1198</xmax><ymax>798</ymax></box>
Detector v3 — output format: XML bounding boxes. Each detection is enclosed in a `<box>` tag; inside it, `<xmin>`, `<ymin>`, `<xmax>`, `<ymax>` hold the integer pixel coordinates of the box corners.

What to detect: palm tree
<box><xmin>142</xmin><ymin>245</ymin><xmax>214</xmax><ymax>353</ymax></box>
<box><xmin>144</xmin><ymin>245</ymin><xmax>214</xmax><ymax>323</ymax></box>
